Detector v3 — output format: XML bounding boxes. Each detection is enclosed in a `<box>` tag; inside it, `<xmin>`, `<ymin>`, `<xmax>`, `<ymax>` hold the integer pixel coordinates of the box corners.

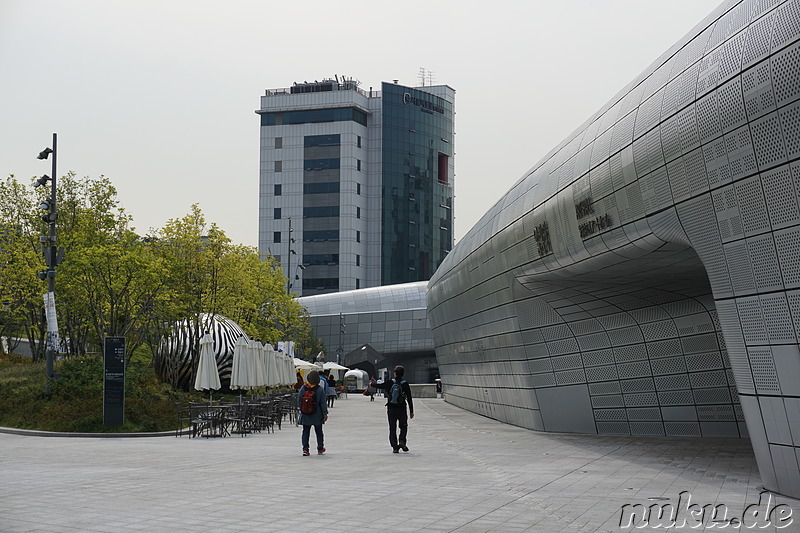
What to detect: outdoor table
<box><xmin>189</xmin><ymin>403</ymin><xmax>230</xmax><ymax>438</ymax></box>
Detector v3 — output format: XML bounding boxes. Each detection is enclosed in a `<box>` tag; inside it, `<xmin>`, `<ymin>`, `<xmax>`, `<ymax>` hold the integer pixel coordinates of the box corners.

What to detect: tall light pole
<box><xmin>337</xmin><ymin>312</ymin><xmax>345</xmax><ymax>364</ymax></box>
<box><xmin>286</xmin><ymin>217</ymin><xmax>297</xmax><ymax>295</ymax></box>
<box><xmin>35</xmin><ymin>133</ymin><xmax>59</xmax><ymax>386</ymax></box>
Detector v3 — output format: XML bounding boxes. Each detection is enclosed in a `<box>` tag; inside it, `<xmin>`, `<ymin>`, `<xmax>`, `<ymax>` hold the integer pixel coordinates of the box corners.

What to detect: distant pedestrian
<box><xmin>297</xmin><ymin>370</ymin><xmax>328</xmax><ymax>456</ymax></box>
<box><xmin>294</xmin><ymin>372</ymin><xmax>304</xmax><ymax>390</ymax></box>
<box><xmin>327</xmin><ymin>374</ymin><xmax>337</xmax><ymax>408</ymax></box>
<box><xmin>370</xmin><ymin>365</ymin><xmax>414</xmax><ymax>453</ymax></box>
<box><xmin>365</xmin><ymin>378</ymin><xmax>377</xmax><ymax>401</ymax></box>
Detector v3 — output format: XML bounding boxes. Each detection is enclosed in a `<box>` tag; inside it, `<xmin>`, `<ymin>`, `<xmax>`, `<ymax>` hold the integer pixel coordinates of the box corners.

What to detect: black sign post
<box><xmin>103</xmin><ymin>336</ymin><xmax>125</xmax><ymax>426</ymax></box>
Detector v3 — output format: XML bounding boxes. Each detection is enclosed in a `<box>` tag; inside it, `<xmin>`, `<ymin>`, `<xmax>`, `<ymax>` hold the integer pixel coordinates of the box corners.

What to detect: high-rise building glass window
<box><xmin>274</xmin><ymin>208</ymin><xmax>281</xmax><ymax>220</ymax></box>
<box><xmin>274</xmin><ymin>160</ymin><xmax>282</xmax><ymax>172</ymax></box>
<box><xmin>275</xmin><ymin>137</ymin><xmax>283</xmax><ymax>149</ymax></box>
<box><xmin>357</xmin><ymin>183</ymin><xmax>361</xmax><ymax>195</ymax></box>
<box><xmin>357</xmin><ymin>135</ymin><xmax>362</xmax><ymax>148</ymax></box>
<box><xmin>261</xmin><ymin>108</ymin><xmax>366</xmax><ymax>127</ymax></box>
<box><xmin>356</xmin><ymin>254</ymin><xmax>360</xmax><ymax>267</ymax></box>
<box><xmin>304</xmin><ymin>230</ymin><xmax>339</xmax><ymax>241</ymax></box>
<box><xmin>357</xmin><ymin>159</ymin><xmax>361</xmax><ymax>171</ymax></box>
<box><xmin>273</xmin><ymin>231</ymin><xmax>281</xmax><ymax>243</ymax></box>
<box><xmin>356</xmin><ymin>279</ymin><xmax>360</xmax><ymax>289</ymax></box>
<box><xmin>304</xmin><ymin>158</ymin><xmax>340</xmax><ymax>171</ymax></box>
<box><xmin>303</xmin><ymin>182</ymin><xmax>340</xmax><ymax>194</ymax></box>
<box><xmin>303</xmin><ymin>254</ymin><xmax>339</xmax><ymax>265</ymax></box>
<box><xmin>274</xmin><ymin>184</ymin><xmax>282</xmax><ymax>196</ymax></box>
<box><xmin>305</xmin><ymin>134</ymin><xmax>341</xmax><ymax>147</ymax></box>
<box><xmin>302</xmin><ymin>278</ymin><xmax>339</xmax><ymax>290</ymax></box>
<box><xmin>304</xmin><ymin>206</ymin><xmax>340</xmax><ymax>218</ymax></box>
<box><xmin>356</xmin><ymin>207</ymin><xmax>361</xmax><ymax>219</ymax></box>
<box><xmin>356</xmin><ymin>230</ymin><xmax>361</xmax><ymax>243</ymax></box>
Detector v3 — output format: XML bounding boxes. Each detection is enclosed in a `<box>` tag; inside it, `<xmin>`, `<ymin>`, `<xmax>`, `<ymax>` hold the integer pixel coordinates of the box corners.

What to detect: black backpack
<box><xmin>387</xmin><ymin>378</ymin><xmax>406</xmax><ymax>407</ymax></box>
<box><xmin>301</xmin><ymin>385</ymin><xmax>318</xmax><ymax>414</ymax></box>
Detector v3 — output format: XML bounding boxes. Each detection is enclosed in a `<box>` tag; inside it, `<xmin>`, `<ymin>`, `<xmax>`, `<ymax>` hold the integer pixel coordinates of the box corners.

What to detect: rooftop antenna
<box><xmin>419</xmin><ymin>67</ymin><xmax>435</xmax><ymax>87</ymax></box>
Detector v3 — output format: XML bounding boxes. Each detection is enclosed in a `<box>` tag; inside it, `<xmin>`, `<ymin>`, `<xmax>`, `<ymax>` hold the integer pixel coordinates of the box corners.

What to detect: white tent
<box><xmin>294</xmin><ymin>357</ymin><xmax>321</xmax><ymax>370</ymax></box>
<box><xmin>322</xmin><ymin>362</ymin><xmax>349</xmax><ymax>371</ymax></box>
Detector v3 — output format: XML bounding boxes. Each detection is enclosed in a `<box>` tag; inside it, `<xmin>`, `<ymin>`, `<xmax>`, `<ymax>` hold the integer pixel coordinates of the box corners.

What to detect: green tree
<box><xmin>0</xmin><ymin>176</ymin><xmax>48</xmax><ymax>360</ymax></box>
<box><xmin>50</xmin><ymin>173</ymin><xmax>165</xmax><ymax>357</ymax></box>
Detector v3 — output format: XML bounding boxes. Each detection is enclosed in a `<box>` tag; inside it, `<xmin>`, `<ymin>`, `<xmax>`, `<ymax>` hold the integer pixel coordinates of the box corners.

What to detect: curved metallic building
<box><xmin>428</xmin><ymin>0</ymin><xmax>800</xmax><ymax>497</ymax></box>
<box><xmin>298</xmin><ymin>281</ymin><xmax>436</xmax><ymax>381</ymax></box>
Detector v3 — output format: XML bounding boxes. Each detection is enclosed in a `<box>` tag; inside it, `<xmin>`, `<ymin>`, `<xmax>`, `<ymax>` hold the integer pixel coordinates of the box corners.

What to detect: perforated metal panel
<box><xmin>592</xmin><ymin>395</ymin><xmax>625</xmax><ymax>408</ymax></box>
<box><xmin>719</xmin><ymin>76</ymin><xmax>748</xmax><ymax>132</ymax></box>
<box><xmin>761</xmin><ymin>164</ymin><xmax>800</xmax><ymax>228</ymax></box>
<box><xmin>771</xmin><ymin>41</ymin><xmax>800</xmax><ymax>106</ymax></box>
<box><xmin>751</xmin><ymin>111</ymin><xmax>789</xmax><ymax>168</ymax></box>
<box><xmin>655</xmin><ymin>373</ymin><xmax>691</xmax><ymax>390</ymax></box>
<box><xmin>596</xmin><ymin>421</ymin><xmax>631</xmax><ymax>435</ymax></box>
<box><xmin>749</xmin><ymin>347</ymin><xmax>781</xmax><ymax>393</ymax></box>
<box><xmin>780</xmin><ymin>100</ymin><xmax>800</xmax><ymax>158</ymax></box>
<box><xmin>760</xmin><ymin>293</ymin><xmax>797</xmax><ymax>342</ymax></box>
<box><xmin>664</xmin><ymin>421</ymin><xmax>702</xmax><ymax>436</ymax></box>
<box><xmin>743</xmin><ymin>61</ymin><xmax>776</xmax><ymax>119</ymax></box>
<box><xmin>775</xmin><ymin>226</ymin><xmax>800</xmax><ymax>287</ymax></box>
<box><xmin>742</xmin><ymin>9</ymin><xmax>776</xmax><ymax>69</ymax></box>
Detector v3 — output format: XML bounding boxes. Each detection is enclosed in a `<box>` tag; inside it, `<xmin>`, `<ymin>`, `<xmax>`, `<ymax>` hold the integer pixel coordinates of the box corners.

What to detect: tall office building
<box><xmin>257</xmin><ymin>78</ymin><xmax>455</xmax><ymax>296</ymax></box>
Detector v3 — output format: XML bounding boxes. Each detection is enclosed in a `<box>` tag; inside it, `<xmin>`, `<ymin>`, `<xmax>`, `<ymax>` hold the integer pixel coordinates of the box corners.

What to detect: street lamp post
<box><xmin>286</xmin><ymin>217</ymin><xmax>293</xmax><ymax>294</ymax></box>
<box><xmin>35</xmin><ymin>133</ymin><xmax>59</xmax><ymax>386</ymax></box>
<box><xmin>337</xmin><ymin>312</ymin><xmax>345</xmax><ymax>364</ymax></box>
<box><xmin>286</xmin><ymin>217</ymin><xmax>302</xmax><ymax>295</ymax></box>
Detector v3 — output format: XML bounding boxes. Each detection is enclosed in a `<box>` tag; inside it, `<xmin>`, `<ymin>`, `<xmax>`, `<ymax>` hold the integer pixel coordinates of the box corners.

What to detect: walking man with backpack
<box><xmin>298</xmin><ymin>370</ymin><xmax>328</xmax><ymax>456</ymax></box>
<box><xmin>370</xmin><ymin>365</ymin><xmax>414</xmax><ymax>453</ymax></box>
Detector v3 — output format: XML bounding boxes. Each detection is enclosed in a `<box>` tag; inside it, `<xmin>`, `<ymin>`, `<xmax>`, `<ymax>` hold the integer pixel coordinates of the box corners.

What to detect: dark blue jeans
<box><xmin>302</xmin><ymin>424</ymin><xmax>324</xmax><ymax>451</ymax></box>
<box><xmin>387</xmin><ymin>407</ymin><xmax>408</xmax><ymax>449</ymax></box>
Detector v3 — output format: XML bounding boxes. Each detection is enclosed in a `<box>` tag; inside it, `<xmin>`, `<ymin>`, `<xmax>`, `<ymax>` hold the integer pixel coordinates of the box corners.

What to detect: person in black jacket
<box><xmin>370</xmin><ymin>365</ymin><xmax>414</xmax><ymax>453</ymax></box>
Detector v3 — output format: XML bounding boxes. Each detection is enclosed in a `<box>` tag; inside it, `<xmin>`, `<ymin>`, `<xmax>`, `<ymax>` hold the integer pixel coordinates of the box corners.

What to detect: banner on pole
<box><xmin>43</xmin><ymin>292</ymin><xmax>60</xmax><ymax>352</ymax></box>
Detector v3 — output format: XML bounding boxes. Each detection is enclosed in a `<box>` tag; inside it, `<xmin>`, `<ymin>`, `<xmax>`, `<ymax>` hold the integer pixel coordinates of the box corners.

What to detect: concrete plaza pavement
<box><xmin>1</xmin><ymin>394</ymin><xmax>798</xmax><ymax>532</ymax></box>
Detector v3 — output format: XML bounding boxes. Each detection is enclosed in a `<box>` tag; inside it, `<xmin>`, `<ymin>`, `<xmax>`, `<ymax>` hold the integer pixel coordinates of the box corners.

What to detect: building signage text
<box><xmin>403</xmin><ymin>92</ymin><xmax>444</xmax><ymax>114</ymax></box>
<box><xmin>575</xmin><ymin>196</ymin><xmax>613</xmax><ymax>239</ymax></box>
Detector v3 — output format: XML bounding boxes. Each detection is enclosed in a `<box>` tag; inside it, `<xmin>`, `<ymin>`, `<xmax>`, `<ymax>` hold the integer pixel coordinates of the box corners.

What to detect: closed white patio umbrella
<box><xmin>283</xmin><ymin>351</ymin><xmax>294</xmax><ymax>385</ymax></box>
<box><xmin>262</xmin><ymin>343</ymin><xmax>278</xmax><ymax>386</ymax></box>
<box><xmin>253</xmin><ymin>342</ymin><xmax>269</xmax><ymax>388</ymax></box>
<box><xmin>229</xmin><ymin>335</ymin><xmax>249</xmax><ymax>393</ymax></box>
<box><xmin>194</xmin><ymin>332</ymin><xmax>221</xmax><ymax>403</ymax></box>
<box><xmin>278</xmin><ymin>354</ymin><xmax>297</xmax><ymax>385</ymax></box>
<box><xmin>247</xmin><ymin>340</ymin><xmax>262</xmax><ymax>389</ymax></box>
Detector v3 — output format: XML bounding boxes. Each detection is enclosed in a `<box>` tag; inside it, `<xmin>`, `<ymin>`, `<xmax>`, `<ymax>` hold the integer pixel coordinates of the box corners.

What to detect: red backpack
<box><xmin>301</xmin><ymin>385</ymin><xmax>318</xmax><ymax>415</ymax></box>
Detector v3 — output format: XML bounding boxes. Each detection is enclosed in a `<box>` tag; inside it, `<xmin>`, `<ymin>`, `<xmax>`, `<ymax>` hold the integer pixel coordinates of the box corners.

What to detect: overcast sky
<box><xmin>1</xmin><ymin>0</ymin><xmax>723</xmax><ymax>246</ymax></box>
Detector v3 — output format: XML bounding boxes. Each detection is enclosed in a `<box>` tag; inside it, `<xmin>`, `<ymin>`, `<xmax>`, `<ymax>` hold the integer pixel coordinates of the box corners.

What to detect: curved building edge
<box><xmin>428</xmin><ymin>0</ymin><xmax>800</xmax><ymax>498</ymax></box>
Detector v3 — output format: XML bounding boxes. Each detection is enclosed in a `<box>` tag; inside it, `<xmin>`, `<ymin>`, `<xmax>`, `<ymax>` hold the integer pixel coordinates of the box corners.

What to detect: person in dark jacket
<box><xmin>370</xmin><ymin>365</ymin><xmax>414</xmax><ymax>453</ymax></box>
<box><xmin>297</xmin><ymin>370</ymin><xmax>328</xmax><ymax>456</ymax></box>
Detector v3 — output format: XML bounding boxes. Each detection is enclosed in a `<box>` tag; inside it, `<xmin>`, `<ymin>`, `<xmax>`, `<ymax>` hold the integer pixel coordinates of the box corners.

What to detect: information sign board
<box><xmin>103</xmin><ymin>336</ymin><xmax>125</xmax><ymax>426</ymax></box>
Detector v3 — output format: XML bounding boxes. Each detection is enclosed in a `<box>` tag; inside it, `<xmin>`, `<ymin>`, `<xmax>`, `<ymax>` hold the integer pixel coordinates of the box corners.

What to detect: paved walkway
<box><xmin>1</xmin><ymin>395</ymin><xmax>798</xmax><ymax>532</ymax></box>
